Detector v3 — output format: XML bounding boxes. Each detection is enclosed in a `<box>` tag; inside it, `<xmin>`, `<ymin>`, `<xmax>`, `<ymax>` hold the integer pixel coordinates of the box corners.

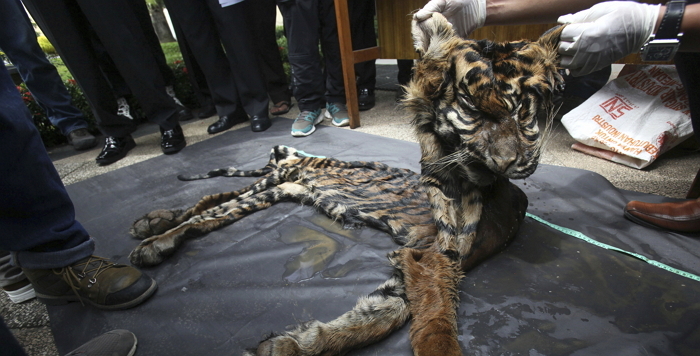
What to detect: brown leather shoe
<box><xmin>22</xmin><ymin>255</ymin><xmax>157</xmax><ymax>310</ymax></box>
<box><xmin>624</xmin><ymin>198</ymin><xmax>700</xmax><ymax>233</ymax></box>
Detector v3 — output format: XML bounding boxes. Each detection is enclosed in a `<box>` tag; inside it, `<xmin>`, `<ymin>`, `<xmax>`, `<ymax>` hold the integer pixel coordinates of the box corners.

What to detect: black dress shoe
<box><xmin>250</xmin><ymin>115</ymin><xmax>272</xmax><ymax>132</ymax></box>
<box><xmin>161</xmin><ymin>124</ymin><xmax>186</xmax><ymax>154</ymax></box>
<box><xmin>176</xmin><ymin>105</ymin><xmax>194</xmax><ymax>121</ymax></box>
<box><xmin>358</xmin><ymin>88</ymin><xmax>375</xmax><ymax>111</ymax></box>
<box><xmin>96</xmin><ymin>135</ymin><xmax>136</xmax><ymax>166</ymax></box>
<box><xmin>207</xmin><ymin>111</ymin><xmax>248</xmax><ymax>134</ymax></box>
<box><xmin>195</xmin><ymin>104</ymin><xmax>217</xmax><ymax>119</ymax></box>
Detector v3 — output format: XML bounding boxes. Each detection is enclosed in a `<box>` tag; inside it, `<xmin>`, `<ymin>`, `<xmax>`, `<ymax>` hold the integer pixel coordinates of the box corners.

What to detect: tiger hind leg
<box><xmin>129</xmin><ymin>185</ymin><xmax>291</xmax><ymax>267</ymax></box>
<box><xmin>129</xmin><ymin>174</ymin><xmax>280</xmax><ymax>239</ymax></box>
<box><xmin>245</xmin><ymin>271</ymin><xmax>410</xmax><ymax>356</ymax></box>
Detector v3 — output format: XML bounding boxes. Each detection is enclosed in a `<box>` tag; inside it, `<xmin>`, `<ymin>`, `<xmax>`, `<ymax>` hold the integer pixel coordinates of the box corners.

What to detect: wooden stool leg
<box><xmin>334</xmin><ymin>0</ymin><xmax>361</xmax><ymax>129</ymax></box>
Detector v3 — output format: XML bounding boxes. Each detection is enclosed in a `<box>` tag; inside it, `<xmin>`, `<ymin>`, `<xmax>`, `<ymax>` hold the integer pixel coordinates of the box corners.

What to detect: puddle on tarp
<box><xmin>279</xmin><ymin>214</ymin><xmax>368</xmax><ymax>283</ymax></box>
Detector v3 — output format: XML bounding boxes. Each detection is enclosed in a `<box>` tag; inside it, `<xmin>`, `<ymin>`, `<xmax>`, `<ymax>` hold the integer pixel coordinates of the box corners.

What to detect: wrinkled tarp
<box><xmin>51</xmin><ymin>120</ymin><xmax>700</xmax><ymax>356</ymax></box>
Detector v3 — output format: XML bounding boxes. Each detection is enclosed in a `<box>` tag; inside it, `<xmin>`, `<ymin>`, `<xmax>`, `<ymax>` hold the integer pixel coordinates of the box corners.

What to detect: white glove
<box><xmin>414</xmin><ymin>0</ymin><xmax>487</xmax><ymax>38</ymax></box>
<box><xmin>558</xmin><ymin>1</ymin><xmax>660</xmax><ymax>76</ymax></box>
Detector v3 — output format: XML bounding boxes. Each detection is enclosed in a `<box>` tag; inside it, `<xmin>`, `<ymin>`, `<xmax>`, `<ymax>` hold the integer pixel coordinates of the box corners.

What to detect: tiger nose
<box><xmin>491</xmin><ymin>155</ymin><xmax>516</xmax><ymax>172</ymax></box>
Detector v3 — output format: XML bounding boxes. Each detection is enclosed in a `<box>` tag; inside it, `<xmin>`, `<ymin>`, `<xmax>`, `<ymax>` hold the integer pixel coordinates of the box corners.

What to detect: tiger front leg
<box><xmin>245</xmin><ymin>272</ymin><xmax>410</xmax><ymax>356</ymax></box>
<box><xmin>130</xmin><ymin>185</ymin><xmax>293</xmax><ymax>266</ymax></box>
<box><xmin>129</xmin><ymin>187</ymin><xmax>260</xmax><ymax>239</ymax></box>
<box><xmin>129</xmin><ymin>217</ymin><xmax>223</xmax><ymax>267</ymax></box>
<box><xmin>390</xmin><ymin>247</ymin><xmax>464</xmax><ymax>356</ymax></box>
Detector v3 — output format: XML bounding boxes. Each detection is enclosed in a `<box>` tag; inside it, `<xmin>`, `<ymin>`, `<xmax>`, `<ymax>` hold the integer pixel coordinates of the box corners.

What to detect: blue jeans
<box><xmin>0</xmin><ymin>61</ymin><xmax>94</xmax><ymax>269</ymax></box>
<box><xmin>0</xmin><ymin>0</ymin><xmax>88</xmax><ymax>136</ymax></box>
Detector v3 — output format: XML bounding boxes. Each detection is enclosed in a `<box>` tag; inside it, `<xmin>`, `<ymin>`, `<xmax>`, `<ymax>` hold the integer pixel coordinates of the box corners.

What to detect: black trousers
<box><xmin>171</xmin><ymin>19</ymin><xmax>212</xmax><ymax>110</ymax></box>
<box><xmin>245</xmin><ymin>0</ymin><xmax>292</xmax><ymax>105</ymax></box>
<box><xmin>350</xmin><ymin>0</ymin><xmax>377</xmax><ymax>91</ymax></box>
<box><xmin>278</xmin><ymin>0</ymin><xmax>345</xmax><ymax>110</ymax></box>
<box><xmin>91</xmin><ymin>0</ymin><xmax>177</xmax><ymax>100</ymax></box>
<box><xmin>22</xmin><ymin>0</ymin><xmax>180</xmax><ymax>137</ymax></box>
<box><xmin>164</xmin><ymin>0</ymin><xmax>269</xmax><ymax>119</ymax></box>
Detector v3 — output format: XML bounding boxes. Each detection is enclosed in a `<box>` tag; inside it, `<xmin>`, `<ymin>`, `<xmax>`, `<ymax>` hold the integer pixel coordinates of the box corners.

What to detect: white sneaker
<box><xmin>3</xmin><ymin>279</ymin><xmax>36</xmax><ymax>304</ymax></box>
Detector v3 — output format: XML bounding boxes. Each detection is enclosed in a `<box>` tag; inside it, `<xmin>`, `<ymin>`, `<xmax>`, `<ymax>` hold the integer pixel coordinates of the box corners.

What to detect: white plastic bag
<box><xmin>561</xmin><ymin>65</ymin><xmax>692</xmax><ymax>169</ymax></box>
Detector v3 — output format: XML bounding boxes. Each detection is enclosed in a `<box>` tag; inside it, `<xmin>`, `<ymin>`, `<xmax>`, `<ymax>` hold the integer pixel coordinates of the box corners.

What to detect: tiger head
<box><xmin>404</xmin><ymin>13</ymin><xmax>564</xmax><ymax>187</ymax></box>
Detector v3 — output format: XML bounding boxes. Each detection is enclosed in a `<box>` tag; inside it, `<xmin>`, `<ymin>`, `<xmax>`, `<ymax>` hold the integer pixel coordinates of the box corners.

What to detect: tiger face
<box><xmin>404</xmin><ymin>13</ymin><xmax>564</xmax><ymax>187</ymax></box>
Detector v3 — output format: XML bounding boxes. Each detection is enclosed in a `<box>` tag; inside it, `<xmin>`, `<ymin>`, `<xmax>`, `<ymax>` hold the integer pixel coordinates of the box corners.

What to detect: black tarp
<box><xmin>51</xmin><ymin>120</ymin><xmax>700</xmax><ymax>355</ymax></box>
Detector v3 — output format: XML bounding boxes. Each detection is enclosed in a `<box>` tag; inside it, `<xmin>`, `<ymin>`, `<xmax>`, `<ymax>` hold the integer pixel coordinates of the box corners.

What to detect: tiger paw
<box><xmin>245</xmin><ymin>335</ymin><xmax>302</xmax><ymax>356</ymax></box>
<box><xmin>129</xmin><ymin>236</ymin><xmax>171</xmax><ymax>267</ymax></box>
<box><xmin>130</xmin><ymin>209</ymin><xmax>182</xmax><ymax>239</ymax></box>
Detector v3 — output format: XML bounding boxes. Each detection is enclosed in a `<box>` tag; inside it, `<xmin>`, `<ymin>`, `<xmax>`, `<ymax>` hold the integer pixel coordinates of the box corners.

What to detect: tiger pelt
<box><xmin>128</xmin><ymin>13</ymin><xmax>564</xmax><ymax>356</ymax></box>
<box><xmin>129</xmin><ymin>145</ymin><xmax>437</xmax><ymax>267</ymax></box>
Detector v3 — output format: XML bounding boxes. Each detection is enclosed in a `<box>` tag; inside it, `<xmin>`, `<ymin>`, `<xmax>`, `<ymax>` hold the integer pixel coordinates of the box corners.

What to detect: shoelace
<box><xmin>297</xmin><ymin>111</ymin><xmax>318</xmax><ymax>123</ymax></box>
<box><xmin>54</xmin><ymin>256</ymin><xmax>116</xmax><ymax>305</ymax></box>
<box><xmin>327</xmin><ymin>104</ymin><xmax>340</xmax><ymax>115</ymax></box>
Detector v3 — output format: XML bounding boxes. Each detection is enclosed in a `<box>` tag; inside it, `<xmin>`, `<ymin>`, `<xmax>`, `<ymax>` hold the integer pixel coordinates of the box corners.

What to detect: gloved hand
<box><xmin>558</xmin><ymin>1</ymin><xmax>660</xmax><ymax>76</ymax></box>
<box><xmin>414</xmin><ymin>0</ymin><xmax>487</xmax><ymax>38</ymax></box>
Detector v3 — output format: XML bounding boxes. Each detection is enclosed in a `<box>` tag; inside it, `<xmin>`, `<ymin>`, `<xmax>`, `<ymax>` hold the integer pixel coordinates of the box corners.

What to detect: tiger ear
<box><xmin>536</xmin><ymin>25</ymin><xmax>565</xmax><ymax>59</ymax></box>
<box><xmin>411</xmin><ymin>12</ymin><xmax>455</xmax><ymax>57</ymax></box>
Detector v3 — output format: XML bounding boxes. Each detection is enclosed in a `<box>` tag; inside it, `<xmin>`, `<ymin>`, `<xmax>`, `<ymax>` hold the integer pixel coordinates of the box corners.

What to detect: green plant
<box><xmin>275</xmin><ymin>27</ymin><xmax>291</xmax><ymax>81</ymax></box>
<box><xmin>161</xmin><ymin>42</ymin><xmax>183</xmax><ymax>64</ymax></box>
<box><xmin>169</xmin><ymin>59</ymin><xmax>198</xmax><ymax>109</ymax></box>
<box><xmin>48</xmin><ymin>56</ymin><xmax>72</xmax><ymax>82</ymax></box>
<box><xmin>18</xmin><ymin>83</ymin><xmax>69</xmax><ymax>147</ymax></box>
<box><xmin>37</xmin><ymin>36</ymin><xmax>57</xmax><ymax>55</ymax></box>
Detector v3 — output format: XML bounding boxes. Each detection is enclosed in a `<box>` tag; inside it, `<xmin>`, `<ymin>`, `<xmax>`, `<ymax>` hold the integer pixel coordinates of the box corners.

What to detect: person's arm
<box><xmin>661</xmin><ymin>3</ymin><xmax>700</xmax><ymax>52</ymax></box>
<box><xmin>484</xmin><ymin>0</ymin><xmax>601</xmax><ymax>26</ymax></box>
<box><xmin>558</xmin><ymin>2</ymin><xmax>698</xmax><ymax>76</ymax></box>
<box><xmin>415</xmin><ymin>0</ymin><xmax>602</xmax><ymax>37</ymax></box>
<box><xmin>485</xmin><ymin>1</ymin><xmax>699</xmax><ymax>53</ymax></box>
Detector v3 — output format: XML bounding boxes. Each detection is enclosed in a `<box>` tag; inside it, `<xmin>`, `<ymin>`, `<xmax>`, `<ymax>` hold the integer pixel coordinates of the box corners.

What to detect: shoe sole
<box><xmin>96</xmin><ymin>138</ymin><xmax>136</xmax><ymax>166</ymax></box>
<box><xmin>4</xmin><ymin>284</ymin><xmax>36</xmax><ymax>304</ymax></box>
<box><xmin>36</xmin><ymin>278</ymin><xmax>158</xmax><ymax>310</ymax></box>
<box><xmin>325</xmin><ymin>110</ymin><xmax>349</xmax><ymax>127</ymax></box>
<box><xmin>291</xmin><ymin>114</ymin><xmax>324</xmax><ymax>137</ymax></box>
<box><xmin>358</xmin><ymin>102</ymin><xmax>375</xmax><ymax>112</ymax></box>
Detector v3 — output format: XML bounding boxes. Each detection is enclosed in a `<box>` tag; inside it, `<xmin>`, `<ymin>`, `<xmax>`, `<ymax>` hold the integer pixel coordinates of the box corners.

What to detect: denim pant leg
<box><xmin>0</xmin><ymin>61</ymin><xmax>94</xmax><ymax>269</ymax></box>
<box><xmin>0</xmin><ymin>317</ymin><xmax>27</xmax><ymax>356</ymax></box>
<box><xmin>0</xmin><ymin>0</ymin><xmax>88</xmax><ymax>136</ymax></box>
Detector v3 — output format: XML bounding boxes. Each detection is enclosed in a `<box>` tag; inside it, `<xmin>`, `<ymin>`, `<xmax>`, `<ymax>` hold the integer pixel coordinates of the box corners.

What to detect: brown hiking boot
<box><xmin>22</xmin><ymin>255</ymin><xmax>157</xmax><ymax>310</ymax></box>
